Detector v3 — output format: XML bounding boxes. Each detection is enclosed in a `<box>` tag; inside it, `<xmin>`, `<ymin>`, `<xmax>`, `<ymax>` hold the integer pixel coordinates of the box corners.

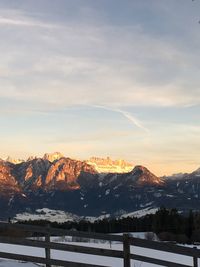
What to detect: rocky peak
<box><xmin>131</xmin><ymin>165</ymin><xmax>150</xmax><ymax>175</ymax></box>
<box><xmin>192</xmin><ymin>167</ymin><xmax>200</xmax><ymax>175</ymax></box>
<box><xmin>0</xmin><ymin>161</ymin><xmax>20</xmax><ymax>194</ymax></box>
<box><xmin>13</xmin><ymin>158</ymin><xmax>51</xmax><ymax>190</ymax></box>
<box><xmin>6</xmin><ymin>156</ymin><xmax>24</xmax><ymax>165</ymax></box>
<box><xmin>45</xmin><ymin>157</ymin><xmax>97</xmax><ymax>190</ymax></box>
<box><xmin>129</xmin><ymin>165</ymin><xmax>162</xmax><ymax>185</ymax></box>
<box><xmin>27</xmin><ymin>156</ymin><xmax>37</xmax><ymax>162</ymax></box>
<box><xmin>43</xmin><ymin>152</ymin><xmax>64</xmax><ymax>162</ymax></box>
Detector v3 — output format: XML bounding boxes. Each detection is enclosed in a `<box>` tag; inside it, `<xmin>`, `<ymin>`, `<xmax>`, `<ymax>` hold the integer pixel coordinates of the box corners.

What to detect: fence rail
<box><xmin>0</xmin><ymin>222</ymin><xmax>199</xmax><ymax>266</ymax></box>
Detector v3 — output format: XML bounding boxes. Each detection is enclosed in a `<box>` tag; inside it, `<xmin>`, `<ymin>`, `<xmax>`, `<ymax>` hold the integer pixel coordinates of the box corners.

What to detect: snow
<box><xmin>112</xmin><ymin>232</ymin><xmax>158</xmax><ymax>241</ymax></box>
<box><xmin>113</xmin><ymin>185</ymin><xmax>120</xmax><ymax>190</ymax></box>
<box><xmin>0</xmin><ymin>237</ymin><xmax>196</xmax><ymax>267</ymax></box>
<box><xmin>121</xmin><ymin>208</ymin><xmax>158</xmax><ymax>218</ymax></box>
<box><xmin>14</xmin><ymin>206</ymin><xmax>159</xmax><ymax>224</ymax></box>
<box><xmin>15</xmin><ymin>208</ymin><xmax>127</xmax><ymax>223</ymax></box>
<box><xmin>8</xmin><ymin>197</ymin><xmax>14</xmax><ymax>207</ymax></box>
<box><xmin>14</xmin><ymin>208</ymin><xmax>79</xmax><ymax>223</ymax></box>
<box><xmin>105</xmin><ymin>189</ymin><xmax>110</xmax><ymax>195</ymax></box>
<box><xmin>86</xmin><ymin>159</ymin><xmax>133</xmax><ymax>174</ymax></box>
<box><xmin>0</xmin><ymin>261</ymin><xmax>36</xmax><ymax>267</ymax></box>
<box><xmin>154</xmin><ymin>192</ymin><xmax>161</xmax><ymax>197</ymax></box>
<box><xmin>139</xmin><ymin>202</ymin><xmax>154</xmax><ymax>208</ymax></box>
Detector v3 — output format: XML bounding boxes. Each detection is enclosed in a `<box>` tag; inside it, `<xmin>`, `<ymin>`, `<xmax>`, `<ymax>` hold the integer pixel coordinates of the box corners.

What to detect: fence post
<box><xmin>45</xmin><ymin>224</ymin><xmax>51</xmax><ymax>267</ymax></box>
<box><xmin>123</xmin><ymin>233</ymin><xmax>131</xmax><ymax>267</ymax></box>
<box><xmin>193</xmin><ymin>246</ymin><xmax>198</xmax><ymax>267</ymax></box>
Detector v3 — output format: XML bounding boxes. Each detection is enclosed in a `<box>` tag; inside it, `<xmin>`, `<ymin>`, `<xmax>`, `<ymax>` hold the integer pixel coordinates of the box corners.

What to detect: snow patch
<box><xmin>105</xmin><ymin>189</ymin><xmax>110</xmax><ymax>195</ymax></box>
<box><xmin>14</xmin><ymin>208</ymin><xmax>79</xmax><ymax>223</ymax></box>
<box><xmin>121</xmin><ymin>207</ymin><xmax>158</xmax><ymax>218</ymax></box>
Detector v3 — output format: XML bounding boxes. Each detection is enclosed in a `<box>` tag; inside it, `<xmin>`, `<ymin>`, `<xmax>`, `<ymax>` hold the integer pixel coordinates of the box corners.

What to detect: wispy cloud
<box><xmin>118</xmin><ymin>109</ymin><xmax>149</xmax><ymax>133</ymax></box>
<box><xmin>0</xmin><ymin>6</ymin><xmax>60</xmax><ymax>29</ymax></box>
<box><xmin>91</xmin><ymin>105</ymin><xmax>149</xmax><ymax>133</ymax></box>
<box><xmin>0</xmin><ymin>18</ymin><xmax>199</xmax><ymax>109</ymax></box>
<box><xmin>0</xmin><ymin>16</ymin><xmax>36</xmax><ymax>27</ymax></box>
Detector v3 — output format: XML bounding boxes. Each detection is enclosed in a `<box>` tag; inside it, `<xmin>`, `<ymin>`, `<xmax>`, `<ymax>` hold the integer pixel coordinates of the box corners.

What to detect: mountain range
<box><xmin>0</xmin><ymin>152</ymin><xmax>200</xmax><ymax>220</ymax></box>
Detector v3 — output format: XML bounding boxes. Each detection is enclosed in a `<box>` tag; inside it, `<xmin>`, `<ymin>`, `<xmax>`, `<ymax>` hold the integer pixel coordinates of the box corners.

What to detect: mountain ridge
<box><xmin>0</xmin><ymin>154</ymin><xmax>162</xmax><ymax>192</ymax></box>
<box><xmin>0</xmin><ymin>152</ymin><xmax>199</xmax><ymax>219</ymax></box>
<box><xmin>5</xmin><ymin>152</ymin><xmax>134</xmax><ymax>174</ymax></box>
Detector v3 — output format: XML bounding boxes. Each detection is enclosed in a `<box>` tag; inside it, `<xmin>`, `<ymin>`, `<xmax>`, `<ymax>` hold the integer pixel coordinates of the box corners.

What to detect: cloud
<box><xmin>0</xmin><ymin>15</ymin><xmax>199</xmax><ymax>110</ymax></box>
<box><xmin>0</xmin><ymin>3</ymin><xmax>200</xmax><ymax>111</ymax></box>
<box><xmin>0</xmin><ymin>7</ymin><xmax>59</xmax><ymax>29</ymax></box>
<box><xmin>0</xmin><ymin>16</ymin><xmax>55</xmax><ymax>28</ymax></box>
<box><xmin>118</xmin><ymin>109</ymin><xmax>149</xmax><ymax>133</ymax></box>
<box><xmin>91</xmin><ymin>105</ymin><xmax>149</xmax><ymax>133</ymax></box>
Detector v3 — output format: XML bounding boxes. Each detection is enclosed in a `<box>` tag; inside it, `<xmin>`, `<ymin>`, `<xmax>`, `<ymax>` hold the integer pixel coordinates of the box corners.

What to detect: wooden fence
<box><xmin>0</xmin><ymin>222</ymin><xmax>199</xmax><ymax>266</ymax></box>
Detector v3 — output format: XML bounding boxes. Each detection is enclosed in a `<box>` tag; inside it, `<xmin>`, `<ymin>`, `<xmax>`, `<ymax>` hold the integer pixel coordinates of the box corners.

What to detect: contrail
<box><xmin>91</xmin><ymin>105</ymin><xmax>149</xmax><ymax>133</ymax></box>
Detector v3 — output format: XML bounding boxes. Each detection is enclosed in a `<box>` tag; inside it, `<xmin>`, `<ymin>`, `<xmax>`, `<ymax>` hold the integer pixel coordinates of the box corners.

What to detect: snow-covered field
<box><xmin>0</xmin><ymin>260</ymin><xmax>37</xmax><ymax>267</ymax></box>
<box><xmin>14</xmin><ymin>207</ymin><xmax>159</xmax><ymax>223</ymax></box>
<box><xmin>0</xmin><ymin>233</ymin><xmax>197</xmax><ymax>267</ymax></box>
<box><xmin>14</xmin><ymin>208</ymin><xmax>80</xmax><ymax>223</ymax></box>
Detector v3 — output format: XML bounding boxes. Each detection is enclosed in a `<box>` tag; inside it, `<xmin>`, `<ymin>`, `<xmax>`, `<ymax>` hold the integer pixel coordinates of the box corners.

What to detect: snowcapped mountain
<box><xmin>86</xmin><ymin>156</ymin><xmax>133</xmax><ymax>173</ymax></box>
<box><xmin>0</xmin><ymin>152</ymin><xmax>200</xmax><ymax>220</ymax></box>
<box><xmin>0</xmin><ymin>154</ymin><xmax>164</xmax><ymax>218</ymax></box>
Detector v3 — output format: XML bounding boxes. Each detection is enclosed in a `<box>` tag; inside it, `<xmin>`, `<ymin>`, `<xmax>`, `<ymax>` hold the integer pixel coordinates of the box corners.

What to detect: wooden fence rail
<box><xmin>0</xmin><ymin>222</ymin><xmax>199</xmax><ymax>267</ymax></box>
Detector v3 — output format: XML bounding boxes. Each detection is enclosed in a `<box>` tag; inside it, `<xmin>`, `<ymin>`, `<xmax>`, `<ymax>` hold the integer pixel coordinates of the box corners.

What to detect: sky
<box><xmin>0</xmin><ymin>0</ymin><xmax>200</xmax><ymax>176</ymax></box>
